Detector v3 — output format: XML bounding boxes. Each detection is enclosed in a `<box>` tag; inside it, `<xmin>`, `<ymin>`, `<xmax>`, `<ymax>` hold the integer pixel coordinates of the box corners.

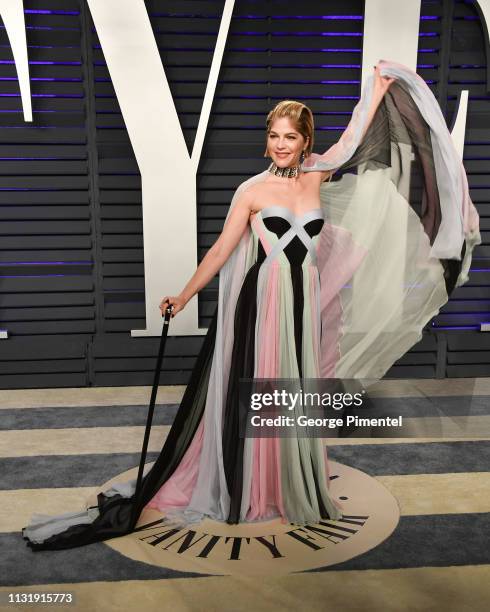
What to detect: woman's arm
<box><xmin>358</xmin><ymin>94</ymin><xmax>384</xmax><ymax>145</ymax></box>
<box><xmin>317</xmin><ymin>64</ymin><xmax>395</xmax><ymax>183</ymax></box>
<box><xmin>359</xmin><ymin>64</ymin><xmax>396</xmax><ymax>142</ymax></box>
<box><xmin>159</xmin><ymin>187</ymin><xmax>255</xmax><ymax>317</ymax></box>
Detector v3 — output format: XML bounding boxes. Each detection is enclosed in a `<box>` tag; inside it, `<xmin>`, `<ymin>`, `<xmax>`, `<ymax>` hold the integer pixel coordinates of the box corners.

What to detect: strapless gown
<box><xmin>145</xmin><ymin>205</ymin><xmax>343</xmax><ymax>525</ymax></box>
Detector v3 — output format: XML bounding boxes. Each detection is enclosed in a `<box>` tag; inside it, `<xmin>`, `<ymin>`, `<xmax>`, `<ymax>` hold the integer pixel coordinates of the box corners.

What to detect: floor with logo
<box><xmin>1</xmin><ymin>379</ymin><xmax>489</xmax><ymax>612</ymax></box>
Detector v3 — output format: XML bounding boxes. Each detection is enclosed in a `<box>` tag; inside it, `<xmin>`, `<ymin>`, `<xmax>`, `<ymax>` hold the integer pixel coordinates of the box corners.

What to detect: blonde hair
<box><xmin>264</xmin><ymin>100</ymin><xmax>314</xmax><ymax>158</ymax></box>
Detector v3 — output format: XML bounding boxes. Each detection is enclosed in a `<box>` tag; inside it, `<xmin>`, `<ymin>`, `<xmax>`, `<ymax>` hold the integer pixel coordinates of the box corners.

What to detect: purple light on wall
<box><xmin>272</xmin><ymin>15</ymin><xmax>364</xmax><ymax>20</ymax></box>
<box><xmin>23</xmin><ymin>26</ymin><xmax>80</xmax><ymax>32</ymax></box>
<box><xmin>318</xmin><ymin>64</ymin><xmax>360</xmax><ymax>68</ymax></box>
<box><xmin>0</xmin><ymin>78</ymin><xmax>82</xmax><ymax>83</ymax></box>
<box><xmin>223</xmin><ymin>47</ymin><xmax>266</xmax><ymax>52</ymax></box>
<box><xmin>0</xmin><ymin>186</ymin><xmax>82</xmax><ymax>190</ymax></box>
<box><xmin>216</xmin><ymin>79</ymin><xmax>265</xmax><ymax>84</ymax></box>
<box><xmin>0</xmin><ymin>94</ymin><xmax>83</xmax><ymax>99</ymax></box>
<box><xmin>0</xmin><ymin>274</ymin><xmax>81</xmax><ymax>278</ymax></box>
<box><xmin>0</xmin><ymin>126</ymin><xmax>83</xmax><ymax>131</ymax></box>
<box><xmin>0</xmin><ymin>157</ymin><xmax>81</xmax><ymax>160</ymax></box>
<box><xmin>0</xmin><ymin>60</ymin><xmax>81</xmax><ymax>65</ymax></box>
<box><xmin>432</xmin><ymin>326</ymin><xmax>481</xmax><ymax>330</ymax></box>
<box><xmin>266</xmin><ymin>80</ymin><xmax>361</xmax><ymax>84</ymax></box>
<box><xmin>273</xmin><ymin>32</ymin><xmax>363</xmax><ymax>37</ymax></box>
<box><xmin>33</xmin><ymin>78</ymin><xmax>82</xmax><ymax>82</ymax></box>
<box><xmin>0</xmin><ymin>109</ymin><xmax>57</xmax><ymax>113</ymax></box>
<box><xmin>276</xmin><ymin>48</ymin><xmax>362</xmax><ymax>53</ymax></box>
<box><xmin>25</xmin><ymin>45</ymin><xmax>79</xmax><ymax>50</ymax></box>
<box><xmin>24</xmin><ymin>9</ymin><xmax>79</xmax><ymax>16</ymax></box>
<box><xmin>319</xmin><ymin>48</ymin><xmax>360</xmax><ymax>52</ymax></box>
<box><xmin>320</xmin><ymin>95</ymin><xmax>358</xmax><ymax>100</ymax></box>
<box><xmin>233</xmin><ymin>63</ymin><xmax>358</xmax><ymax>68</ymax></box>
<box><xmin>4</xmin><ymin>262</ymin><xmax>91</xmax><ymax>266</ymax></box>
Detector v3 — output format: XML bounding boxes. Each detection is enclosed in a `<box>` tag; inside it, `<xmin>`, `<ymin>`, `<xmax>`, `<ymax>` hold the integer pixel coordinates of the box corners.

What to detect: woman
<box><xmin>22</xmin><ymin>60</ymin><xmax>480</xmax><ymax>550</ymax></box>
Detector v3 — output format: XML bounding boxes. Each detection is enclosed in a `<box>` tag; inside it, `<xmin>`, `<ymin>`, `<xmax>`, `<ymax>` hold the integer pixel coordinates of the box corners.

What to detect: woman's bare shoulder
<box><xmin>243</xmin><ymin>180</ymin><xmax>269</xmax><ymax>195</ymax></box>
<box><xmin>236</xmin><ymin>178</ymin><xmax>273</xmax><ymax>203</ymax></box>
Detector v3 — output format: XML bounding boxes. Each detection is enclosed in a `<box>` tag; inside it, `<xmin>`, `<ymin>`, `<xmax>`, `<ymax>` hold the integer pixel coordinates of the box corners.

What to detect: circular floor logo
<box><xmin>101</xmin><ymin>461</ymin><xmax>399</xmax><ymax>576</ymax></box>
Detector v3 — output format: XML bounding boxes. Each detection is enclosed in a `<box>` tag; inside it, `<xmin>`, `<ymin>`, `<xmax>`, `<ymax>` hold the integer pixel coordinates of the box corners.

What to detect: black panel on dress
<box><xmin>222</xmin><ymin>260</ymin><xmax>260</xmax><ymax>523</ymax></box>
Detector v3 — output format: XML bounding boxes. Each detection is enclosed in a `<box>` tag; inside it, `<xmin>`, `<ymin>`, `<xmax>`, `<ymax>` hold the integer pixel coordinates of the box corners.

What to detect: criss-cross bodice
<box><xmin>251</xmin><ymin>205</ymin><xmax>325</xmax><ymax>267</ymax></box>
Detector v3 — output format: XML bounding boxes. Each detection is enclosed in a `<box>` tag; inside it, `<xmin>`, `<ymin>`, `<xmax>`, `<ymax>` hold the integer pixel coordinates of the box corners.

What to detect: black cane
<box><xmin>132</xmin><ymin>304</ymin><xmax>174</xmax><ymax>505</ymax></box>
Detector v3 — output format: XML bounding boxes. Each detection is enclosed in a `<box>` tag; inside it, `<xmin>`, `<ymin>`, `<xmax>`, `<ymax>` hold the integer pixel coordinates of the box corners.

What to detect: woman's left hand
<box><xmin>373</xmin><ymin>63</ymin><xmax>396</xmax><ymax>96</ymax></box>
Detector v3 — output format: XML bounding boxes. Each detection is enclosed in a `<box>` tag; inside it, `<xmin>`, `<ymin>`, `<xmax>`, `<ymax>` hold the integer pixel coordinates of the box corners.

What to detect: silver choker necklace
<box><xmin>267</xmin><ymin>161</ymin><xmax>301</xmax><ymax>178</ymax></box>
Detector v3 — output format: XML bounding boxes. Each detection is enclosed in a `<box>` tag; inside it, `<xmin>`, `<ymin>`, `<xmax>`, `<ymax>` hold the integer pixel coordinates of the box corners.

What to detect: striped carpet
<box><xmin>1</xmin><ymin>380</ymin><xmax>489</xmax><ymax>612</ymax></box>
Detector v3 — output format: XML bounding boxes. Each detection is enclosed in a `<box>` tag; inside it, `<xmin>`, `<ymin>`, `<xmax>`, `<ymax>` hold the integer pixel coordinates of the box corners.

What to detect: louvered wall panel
<box><xmin>0</xmin><ymin>0</ymin><xmax>90</xmax><ymax>388</ymax></box>
<box><xmin>0</xmin><ymin>0</ymin><xmax>488</xmax><ymax>388</ymax></box>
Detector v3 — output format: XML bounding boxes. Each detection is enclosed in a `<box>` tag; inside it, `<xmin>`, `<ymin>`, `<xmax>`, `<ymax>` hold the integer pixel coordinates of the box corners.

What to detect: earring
<box><xmin>299</xmin><ymin>150</ymin><xmax>305</xmax><ymax>164</ymax></box>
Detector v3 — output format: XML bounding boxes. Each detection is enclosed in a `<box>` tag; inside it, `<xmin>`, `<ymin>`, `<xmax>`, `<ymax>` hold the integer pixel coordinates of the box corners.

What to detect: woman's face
<box><xmin>267</xmin><ymin>117</ymin><xmax>308</xmax><ymax>167</ymax></box>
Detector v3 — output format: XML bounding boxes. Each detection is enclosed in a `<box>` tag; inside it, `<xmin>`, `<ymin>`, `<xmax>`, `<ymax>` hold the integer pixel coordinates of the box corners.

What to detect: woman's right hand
<box><xmin>159</xmin><ymin>294</ymin><xmax>187</xmax><ymax>318</ymax></box>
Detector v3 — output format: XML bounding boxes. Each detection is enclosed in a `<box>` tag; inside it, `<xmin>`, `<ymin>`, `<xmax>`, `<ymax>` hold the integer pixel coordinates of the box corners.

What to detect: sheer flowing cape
<box><xmin>22</xmin><ymin>59</ymin><xmax>480</xmax><ymax>550</ymax></box>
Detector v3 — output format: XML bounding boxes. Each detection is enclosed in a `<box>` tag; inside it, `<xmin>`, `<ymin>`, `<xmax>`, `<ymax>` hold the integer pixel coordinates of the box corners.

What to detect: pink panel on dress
<box><xmin>145</xmin><ymin>401</ymin><xmax>205</xmax><ymax>511</ymax></box>
<box><xmin>246</xmin><ymin>256</ymin><xmax>286</xmax><ymax>522</ymax></box>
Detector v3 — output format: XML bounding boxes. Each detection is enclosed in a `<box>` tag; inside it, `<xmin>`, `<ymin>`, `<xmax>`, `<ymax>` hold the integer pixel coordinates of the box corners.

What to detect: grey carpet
<box><xmin>1</xmin><ymin>441</ymin><xmax>488</xmax><ymax>490</ymax></box>
<box><xmin>4</xmin><ymin>513</ymin><xmax>489</xmax><ymax>586</ymax></box>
